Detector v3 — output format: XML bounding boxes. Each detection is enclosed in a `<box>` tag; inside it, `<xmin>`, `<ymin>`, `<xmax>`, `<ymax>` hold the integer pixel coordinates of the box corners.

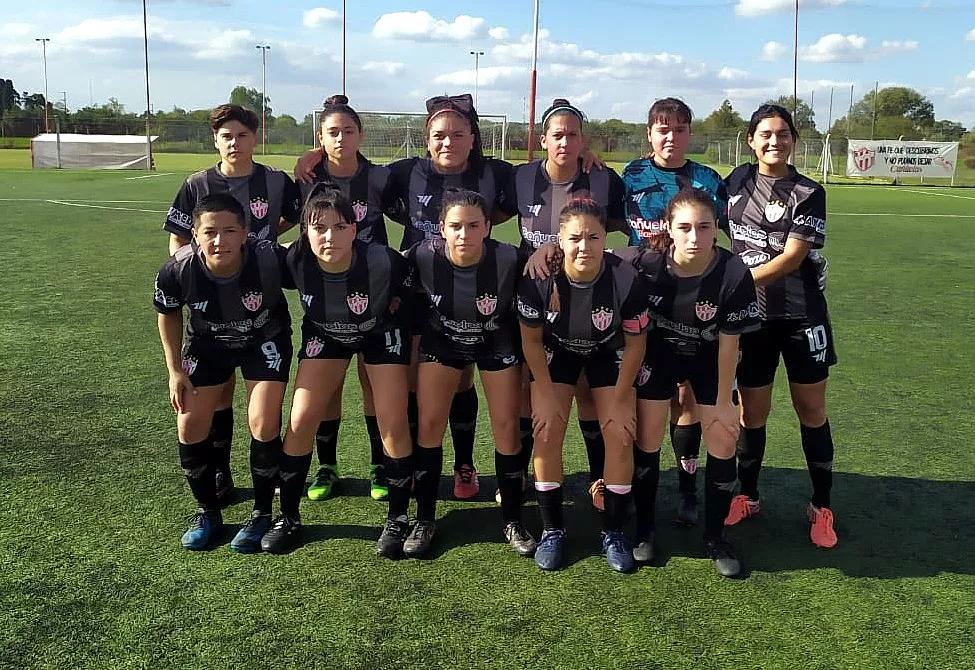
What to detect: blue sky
<box><xmin>2</xmin><ymin>0</ymin><xmax>974</xmax><ymax>129</ymax></box>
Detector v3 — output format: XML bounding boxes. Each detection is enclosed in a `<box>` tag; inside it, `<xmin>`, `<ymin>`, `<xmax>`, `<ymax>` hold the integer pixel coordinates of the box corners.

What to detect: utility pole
<box><xmin>470</xmin><ymin>50</ymin><xmax>485</xmax><ymax>109</ymax></box>
<box><xmin>342</xmin><ymin>0</ymin><xmax>347</xmax><ymax>95</ymax></box>
<box><xmin>143</xmin><ymin>0</ymin><xmax>153</xmax><ymax>170</ymax></box>
<box><xmin>871</xmin><ymin>80</ymin><xmax>879</xmax><ymax>140</ymax></box>
<box><xmin>526</xmin><ymin>0</ymin><xmax>540</xmax><ymax>160</ymax></box>
<box><xmin>256</xmin><ymin>44</ymin><xmax>271</xmax><ymax>155</ymax></box>
<box><xmin>35</xmin><ymin>38</ymin><xmax>51</xmax><ymax>133</ymax></box>
<box><xmin>792</xmin><ymin>0</ymin><xmax>799</xmax><ymax>118</ymax></box>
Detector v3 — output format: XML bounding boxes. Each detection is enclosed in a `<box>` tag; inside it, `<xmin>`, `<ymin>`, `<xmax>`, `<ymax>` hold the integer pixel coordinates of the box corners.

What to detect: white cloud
<box><xmin>878</xmin><ymin>40</ymin><xmax>919</xmax><ymax>55</ymax></box>
<box><xmin>799</xmin><ymin>33</ymin><xmax>867</xmax><ymax>62</ymax></box>
<box><xmin>736</xmin><ymin>0</ymin><xmax>845</xmax><ymax>17</ymax></box>
<box><xmin>966</xmin><ymin>28</ymin><xmax>975</xmax><ymax>40</ymax></box>
<box><xmin>0</xmin><ymin>22</ymin><xmax>33</xmax><ymax>38</ymax></box>
<box><xmin>372</xmin><ymin>11</ymin><xmax>486</xmax><ymax>42</ymax></box>
<box><xmin>303</xmin><ymin>8</ymin><xmax>340</xmax><ymax>29</ymax></box>
<box><xmin>949</xmin><ymin>87</ymin><xmax>972</xmax><ymax>99</ymax></box>
<box><xmin>718</xmin><ymin>67</ymin><xmax>752</xmax><ymax>81</ymax></box>
<box><xmin>433</xmin><ymin>65</ymin><xmax>524</xmax><ymax>87</ymax></box>
<box><xmin>193</xmin><ymin>29</ymin><xmax>255</xmax><ymax>60</ymax></box>
<box><xmin>488</xmin><ymin>26</ymin><xmax>509</xmax><ymax>41</ymax></box>
<box><xmin>967</xmin><ymin>70</ymin><xmax>975</xmax><ymax>79</ymax></box>
<box><xmin>761</xmin><ymin>41</ymin><xmax>787</xmax><ymax>61</ymax></box>
<box><xmin>361</xmin><ymin>61</ymin><xmax>404</xmax><ymax>76</ymax></box>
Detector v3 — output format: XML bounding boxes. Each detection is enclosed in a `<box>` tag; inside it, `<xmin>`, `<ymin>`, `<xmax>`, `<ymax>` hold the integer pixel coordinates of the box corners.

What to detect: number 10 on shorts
<box><xmin>805</xmin><ymin>325</ymin><xmax>828</xmax><ymax>363</ymax></box>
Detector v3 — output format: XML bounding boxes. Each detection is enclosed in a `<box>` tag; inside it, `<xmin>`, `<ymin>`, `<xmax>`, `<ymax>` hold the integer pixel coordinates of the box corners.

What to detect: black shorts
<box><xmin>419</xmin><ymin>333</ymin><xmax>521</xmax><ymax>372</ymax></box>
<box><xmin>299</xmin><ymin>322</ymin><xmax>410</xmax><ymax>366</ymax></box>
<box><xmin>737</xmin><ymin>316</ymin><xmax>837</xmax><ymax>387</ymax></box>
<box><xmin>535</xmin><ymin>346</ymin><xmax>624</xmax><ymax>389</ymax></box>
<box><xmin>181</xmin><ymin>330</ymin><xmax>293</xmax><ymax>387</ymax></box>
<box><xmin>411</xmin><ymin>299</ymin><xmax>429</xmax><ymax>338</ymax></box>
<box><xmin>636</xmin><ymin>348</ymin><xmax>719</xmax><ymax>405</ymax></box>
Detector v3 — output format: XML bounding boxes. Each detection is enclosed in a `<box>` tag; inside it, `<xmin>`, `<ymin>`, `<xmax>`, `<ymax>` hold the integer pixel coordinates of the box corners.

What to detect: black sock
<box><xmin>801</xmin><ymin>420</ymin><xmax>834</xmax><ymax>509</ymax></box>
<box><xmin>705</xmin><ymin>453</ymin><xmax>738</xmax><ymax>541</ymax></box>
<box><xmin>249</xmin><ymin>436</ymin><xmax>281</xmax><ymax>515</ymax></box>
<box><xmin>737</xmin><ymin>425</ymin><xmax>767</xmax><ymax>500</ymax></box>
<box><xmin>210</xmin><ymin>407</ymin><xmax>233</xmax><ymax>472</ymax></box>
<box><xmin>407</xmin><ymin>392</ymin><xmax>419</xmax><ymax>447</ymax></box>
<box><xmin>632</xmin><ymin>448</ymin><xmax>661</xmax><ymax>535</ymax></box>
<box><xmin>579</xmin><ymin>419</ymin><xmax>605</xmax><ymax>481</ymax></box>
<box><xmin>536</xmin><ymin>486</ymin><xmax>564</xmax><ymax>531</ymax></box>
<box><xmin>365</xmin><ymin>415</ymin><xmax>384</xmax><ymax>467</ymax></box>
<box><xmin>518</xmin><ymin>417</ymin><xmax>534</xmax><ymax>474</ymax></box>
<box><xmin>384</xmin><ymin>453</ymin><xmax>414</xmax><ymax>521</ymax></box>
<box><xmin>315</xmin><ymin>419</ymin><xmax>340</xmax><ymax>467</ymax></box>
<box><xmin>413</xmin><ymin>446</ymin><xmax>443</xmax><ymax>521</ymax></box>
<box><xmin>495</xmin><ymin>451</ymin><xmax>525</xmax><ymax>524</ymax></box>
<box><xmin>449</xmin><ymin>387</ymin><xmax>478</xmax><ymax>470</ymax></box>
<box><xmin>671</xmin><ymin>422</ymin><xmax>702</xmax><ymax>497</ymax></box>
<box><xmin>278</xmin><ymin>452</ymin><xmax>312</xmax><ymax>520</ymax></box>
<box><xmin>603</xmin><ymin>489</ymin><xmax>631</xmax><ymax>534</ymax></box>
<box><xmin>179</xmin><ymin>439</ymin><xmax>217</xmax><ymax>510</ymax></box>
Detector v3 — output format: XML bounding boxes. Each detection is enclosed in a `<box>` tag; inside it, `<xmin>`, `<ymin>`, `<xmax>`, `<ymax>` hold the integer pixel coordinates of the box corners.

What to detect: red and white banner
<box><xmin>846</xmin><ymin>140</ymin><xmax>959</xmax><ymax>178</ymax></box>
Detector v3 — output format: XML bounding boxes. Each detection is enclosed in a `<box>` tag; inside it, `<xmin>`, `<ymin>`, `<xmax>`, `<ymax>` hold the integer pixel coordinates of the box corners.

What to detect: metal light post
<box><xmin>342</xmin><ymin>0</ymin><xmax>347</xmax><ymax>95</ymax></box>
<box><xmin>470</xmin><ymin>50</ymin><xmax>485</xmax><ymax>109</ymax></box>
<box><xmin>526</xmin><ymin>0</ymin><xmax>540</xmax><ymax>161</ymax></box>
<box><xmin>255</xmin><ymin>44</ymin><xmax>270</xmax><ymax>155</ymax></box>
<box><xmin>143</xmin><ymin>0</ymin><xmax>153</xmax><ymax>170</ymax></box>
<box><xmin>35</xmin><ymin>38</ymin><xmax>50</xmax><ymax>133</ymax></box>
<box><xmin>792</xmin><ymin>0</ymin><xmax>799</xmax><ymax>118</ymax></box>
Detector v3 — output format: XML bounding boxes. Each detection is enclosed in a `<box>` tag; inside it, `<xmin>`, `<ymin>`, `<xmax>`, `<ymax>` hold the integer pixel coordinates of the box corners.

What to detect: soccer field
<box><xmin>1</xmin><ymin>150</ymin><xmax>973</xmax><ymax>669</ymax></box>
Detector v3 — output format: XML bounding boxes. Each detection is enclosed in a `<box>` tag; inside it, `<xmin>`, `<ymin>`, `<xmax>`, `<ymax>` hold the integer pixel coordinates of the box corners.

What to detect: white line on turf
<box><xmin>0</xmin><ymin>198</ymin><xmax>165</xmax><ymax>203</ymax></box>
<box><xmin>124</xmin><ymin>173</ymin><xmax>174</xmax><ymax>180</ymax></box>
<box><xmin>884</xmin><ymin>187</ymin><xmax>975</xmax><ymax>201</ymax></box>
<box><xmin>45</xmin><ymin>199</ymin><xmax>167</xmax><ymax>214</ymax></box>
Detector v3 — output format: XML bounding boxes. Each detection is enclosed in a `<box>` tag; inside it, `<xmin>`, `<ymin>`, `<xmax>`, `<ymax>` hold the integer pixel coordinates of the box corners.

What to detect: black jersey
<box><xmin>406</xmin><ymin>238</ymin><xmax>522</xmax><ymax>356</ymax></box>
<box><xmin>153</xmin><ymin>239</ymin><xmax>291</xmax><ymax>349</ymax></box>
<box><xmin>387</xmin><ymin>156</ymin><xmax>514</xmax><ymax>250</ymax></box>
<box><xmin>499</xmin><ymin>159</ymin><xmax>627</xmax><ymax>254</ymax></box>
<box><xmin>299</xmin><ymin>154</ymin><xmax>397</xmax><ymax>246</ymax></box>
<box><xmin>725</xmin><ymin>164</ymin><xmax>827</xmax><ymax>321</ymax></box>
<box><xmin>165</xmin><ymin>163</ymin><xmax>301</xmax><ymax>242</ymax></box>
<box><xmin>615</xmin><ymin>246</ymin><xmax>760</xmax><ymax>357</ymax></box>
<box><xmin>517</xmin><ymin>252</ymin><xmax>648</xmax><ymax>356</ymax></box>
<box><xmin>286</xmin><ymin>239</ymin><xmax>410</xmax><ymax>346</ymax></box>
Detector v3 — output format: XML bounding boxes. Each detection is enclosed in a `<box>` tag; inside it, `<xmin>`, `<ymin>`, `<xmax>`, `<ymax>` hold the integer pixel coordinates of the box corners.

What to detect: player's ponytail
<box><xmin>321</xmin><ymin>94</ymin><xmax>363</xmax><ymax>131</ymax></box>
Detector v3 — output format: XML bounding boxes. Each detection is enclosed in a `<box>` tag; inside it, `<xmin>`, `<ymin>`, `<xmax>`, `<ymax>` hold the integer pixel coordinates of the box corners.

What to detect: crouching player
<box><xmin>267</xmin><ymin>186</ymin><xmax>414</xmax><ymax>556</ymax></box>
<box><xmin>404</xmin><ymin>188</ymin><xmax>531</xmax><ymax>559</ymax></box>
<box><xmin>616</xmin><ymin>188</ymin><xmax>759</xmax><ymax>577</ymax></box>
<box><xmin>518</xmin><ymin>198</ymin><xmax>648</xmax><ymax>573</ymax></box>
<box><xmin>153</xmin><ymin>193</ymin><xmax>292</xmax><ymax>551</ymax></box>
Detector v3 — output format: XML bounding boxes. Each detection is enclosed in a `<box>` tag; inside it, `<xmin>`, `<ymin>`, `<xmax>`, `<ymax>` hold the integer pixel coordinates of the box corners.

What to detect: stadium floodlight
<box><xmin>470</xmin><ymin>51</ymin><xmax>485</xmax><ymax>109</ymax></box>
<box><xmin>35</xmin><ymin>38</ymin><xmax>50</xmax><ymax>133</ymax></box>
<box><xmin>526</xmin><ymin>0</ymin><xmax>540</xmax><ymax>161</ymax></box>
<box><xmin>256</xmin><ymin>44</ymin><xmax>271</xmax><ymax>155</ymax></box>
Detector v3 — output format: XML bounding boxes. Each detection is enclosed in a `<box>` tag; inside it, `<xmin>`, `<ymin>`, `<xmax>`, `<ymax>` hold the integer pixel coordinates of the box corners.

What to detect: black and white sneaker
<box><xmin>632</xmin><ymin>529</ymin><xmax>655</xmax><ymax>563</ymax></box>
<box><xmin>503</xmin><ymin>522</ymin><xmax>537</xmax><ymax>557</ymax></box>
<box><xmin>705</xmin><ymin>537</ymin><xmax>741</xmax><ymax>577</ymax></box>
<box><xmin>403</xmin><ymin>520</ymin><xmax>436</xmax><ymax>558</ymax></box>
<box><xmin>260</xmin><ymin>513</ymin><xmax>301</xmax><ymax>554</ymax></box>
<box><xmin>376</xmin><ymin>517</ymin><xmax>410</xmax><ymax>559</ymax></box>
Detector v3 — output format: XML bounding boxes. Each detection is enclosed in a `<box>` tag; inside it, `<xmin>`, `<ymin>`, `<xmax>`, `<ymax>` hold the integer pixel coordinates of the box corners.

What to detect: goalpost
<box><xmin>311</xmin><ymin>110</ymin><xmax>508</xmax><ymax>163</ymax></box>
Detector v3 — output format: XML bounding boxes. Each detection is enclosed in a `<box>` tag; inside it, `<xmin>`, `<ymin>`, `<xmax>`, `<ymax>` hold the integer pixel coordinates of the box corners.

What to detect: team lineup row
<box><xmin>154</xmin><ymin>93</ymin><xmax>837</xmax><ymax>576</ymax></box>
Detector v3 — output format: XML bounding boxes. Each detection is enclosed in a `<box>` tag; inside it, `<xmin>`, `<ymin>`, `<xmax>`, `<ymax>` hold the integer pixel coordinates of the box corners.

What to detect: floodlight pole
<box><xmin>792</xmin><ymin>0</ymin><xmax>799</xmax><ymax>119</ymax></box>
<box><xmin>470</xmin><ymin>50</ymin><xmax>485</xmax><ymax>109</ymax></box>
<box><xmin>870</xmin><ymin>80</ymin><xmax>879</xmax><ymax>140</ymax></box>
<box><xmin>342</xmin><ymin>0</ymin><xmax>347</xmax><ymax>95</ymax></box>
<box><xmin>35</xmin><ymin>38</ymin><xmax>50</xmax><ymax>133</ymax></box>
<box><xmin>142</xmin><ymin>0</ymin><xmax>153</xmax><ymax>171</ymax></box>
<box><xmin>256</xmin><ymin>44</ymin><xmax>271</xmax><ymax>155</ymax></box>
<box><xmin>526</xmin><ymin>0</ymin><xmax>540</xmax><ymax>161</ymax></box>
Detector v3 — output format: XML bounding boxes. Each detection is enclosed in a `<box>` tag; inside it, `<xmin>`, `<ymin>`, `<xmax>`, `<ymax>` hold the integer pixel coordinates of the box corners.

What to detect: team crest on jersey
<box><xmin>637</xmin><ymin>365</ymin><xmax>651</xmax><ymax>386</ymax></box>
<box><xmin>242</xmin><ymin>292</ymin><xmax>263</xmax><ymax>311</ymax></box>
<box><xmin>181</xmin><ymin>356</ymin><xmax>198</xmax><ymax>376</ymax></box>
<box><xmin>347</xmin><ymin>292</ymin><xmax>369</xmax><ymax>315</ymax></box>
<box><xmin>305</xmin><ymin>337</ymin><xmax>324</xmax><ymax>357</ymax></box>
<box><xmin>475</xmin><ymin>294</ymin><xmax>498</xmax><ymax>316</ymax></box>
<box><xmin>250</xmin><ymin>197</ymin><xmax>269</xmax><ymax>220</ymax></box>
<box><xmin>352</xmin><ymin>201</ymin><xmax>368</xmax><ymax>222</ymax></box>
<box><xmin>591</xmin><ymin>307</ymin><xmax>614</xmax><ymax>331</ymax></box>
<box><xmin>764</xmin><ymin>200</ymin><xmax>786</xmax><ymax>223</ymax></box>
<box><xmin>695</xmin><ymin>300</ymin><xmax>718</xmax><ymax>322</ymax></box>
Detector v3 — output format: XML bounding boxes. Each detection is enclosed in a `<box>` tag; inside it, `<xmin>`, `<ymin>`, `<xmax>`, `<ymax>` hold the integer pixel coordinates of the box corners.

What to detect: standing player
<box><xmin>616</xmin><ymin>187</ymin><xmax>760</xmax><ymax>576</ymax></box>
<box><xmin>518</xmin><ymin>199</ymin><xmax>648</xmax><ymax>573</ymax></box>
<box><xmin>724</xmin><ymin>104</ymin><xmax>838</xmax><ymax>549</ymax></box>
<box><xmin>498</xmin><ymin>98</ymin><xmax>628</xmax><ymax>508</ymax></box>
<box><xmin>262</xmin><ymin>187</ymin><xmax>414</xmax><ymax>555</ymax></box>
<box><xmin>404</xmin><ymin>188</ymin><xmax>531</xmax><ymax>558</ymax></box>
<box><xmin>163</xmin><ymin>104</ymin><xmax>301</xmax><ymax>506</ymax></box>
<box><xmin>621</xmin><ymin>98</ymin><xmax>728</xmax><ymax>527</ymax></box>
<box><xmin>153</xmin><ymin>194</ymin><xmax>292</xmax><ymax>551</ymax></box>
<box><xmin>299</xmin><ymin>95</ymin><xmax>401</xmax><ymax>504</ymax></box>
